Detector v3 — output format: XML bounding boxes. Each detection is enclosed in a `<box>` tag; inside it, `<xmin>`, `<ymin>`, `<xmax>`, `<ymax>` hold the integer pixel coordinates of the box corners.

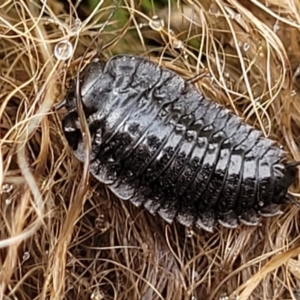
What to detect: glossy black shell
<box><xmin>62</xmin><ymin>54</ymin><xmax>299</xmax><ymax>232</ymax></box>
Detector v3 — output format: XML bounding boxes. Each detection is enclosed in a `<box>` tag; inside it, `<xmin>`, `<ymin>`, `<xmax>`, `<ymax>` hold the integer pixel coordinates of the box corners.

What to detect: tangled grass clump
<box><xmin>0</xmin><ymin>0</ymin><xmax>300</xmax><ymax>299</ymax></box>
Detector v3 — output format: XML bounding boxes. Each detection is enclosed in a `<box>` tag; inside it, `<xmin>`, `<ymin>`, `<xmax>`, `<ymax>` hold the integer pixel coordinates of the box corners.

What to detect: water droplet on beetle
<box><xmin>107</xmin><ymin>157</ymin><xmax>115</xmax><ymax>163</ymax></box>
<box><xmin>54</xmin><ymin>40</ymin><xmax>73</xmax><ymax>61</ymax></box>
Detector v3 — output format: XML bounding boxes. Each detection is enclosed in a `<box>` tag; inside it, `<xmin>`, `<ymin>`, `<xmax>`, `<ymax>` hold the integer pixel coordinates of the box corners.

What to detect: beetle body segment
<box><xmin>62</xmin><ymin>55</ymin><xmax>298</xmax><ymax>232</ymax></box>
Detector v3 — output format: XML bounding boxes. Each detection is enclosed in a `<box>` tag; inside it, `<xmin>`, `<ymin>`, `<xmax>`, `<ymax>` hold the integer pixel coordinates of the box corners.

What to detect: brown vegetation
<box><xmin>0</xmin><ymin>0</ymin><xmax>300</xmax><ymax>299</ymax></box>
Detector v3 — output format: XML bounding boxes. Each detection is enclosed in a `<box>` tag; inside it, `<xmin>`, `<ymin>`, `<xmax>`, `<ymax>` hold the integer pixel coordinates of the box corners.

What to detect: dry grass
<box><xmin>1</xmin><ymin>0</ymin><xmax>300</xmax><ymax>299</ymax></box>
